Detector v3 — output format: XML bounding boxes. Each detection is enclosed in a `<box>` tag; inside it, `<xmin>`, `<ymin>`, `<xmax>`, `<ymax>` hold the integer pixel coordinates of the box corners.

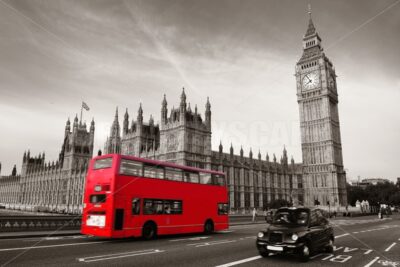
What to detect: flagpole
<box><xmin>80</xmin><ymin>102</ymin><xmax>83</xmax><ymax>124</ymax></box>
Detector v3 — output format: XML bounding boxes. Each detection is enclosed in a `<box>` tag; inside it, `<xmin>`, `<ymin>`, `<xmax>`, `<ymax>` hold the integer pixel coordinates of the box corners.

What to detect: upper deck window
<box><xmin>212</xmin><ymin>174</ymin><xmax>225</xmax><ymax>186</ymax></box>
<box><xmin>119</xmin><ymin>158</ymin><xmax>225</xmax><ymax>186</ymax></box>
<box><xmin>120</xmin><ymin>159</ymin><xmax>143</xmax><ymax>176</ymax></box>
<box><xmin>165</xmin><ymin>167</ymin><xmax>183</xmax><ymax>181</ymax></box>
<box><xmin>94</xmin><ymin>158</ymin><xmax>113</xmax><ymax>170</ymax></box>
<box><xmin>143</xmin><ymin>164</ymin><xmax>164</xmax><ymax>179</ymax></box>
<box><xmin>200</xmin><ymin>173</ymin><xmax>212</xmax><ymax>184</ymax></box>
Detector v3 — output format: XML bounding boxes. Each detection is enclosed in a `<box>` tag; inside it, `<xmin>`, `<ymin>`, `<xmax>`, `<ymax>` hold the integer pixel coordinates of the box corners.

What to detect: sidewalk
<box><xmin>0</xmin><ymin>229</ymin><xmax>81</xmax><ymax>239</ymax></box>
<box><xmin>0</xmin><ymin>219</ymin><xmax>265</xmax><ymax>239</ymax></box>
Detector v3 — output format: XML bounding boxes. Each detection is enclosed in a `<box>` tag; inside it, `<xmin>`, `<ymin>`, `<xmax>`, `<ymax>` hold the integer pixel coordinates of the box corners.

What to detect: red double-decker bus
<box><xmin>81</xmin><ymin>154</ymin><xmax>229</xmax><ymax>239</ymax></box>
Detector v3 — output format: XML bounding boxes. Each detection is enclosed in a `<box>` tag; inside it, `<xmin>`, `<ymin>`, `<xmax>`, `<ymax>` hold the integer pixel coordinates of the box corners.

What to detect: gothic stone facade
<box><xmin>295</xmin><ymin>15</ymin><xmax>348</xmax><ymax>206</ymax></box>
<box><xmin>105</xmin><ymin>89</ymin><xmax>304</xmax><ymax>212</ymax></box>
<box><xmin>1</xmin><ymin>117</ymin><xmax>95</xmax><ymax>214</ymax></box>
<box><xmin>0</xmin><ymin>165</ymin><xmax>20</xmax><ymax>205</ymax></box>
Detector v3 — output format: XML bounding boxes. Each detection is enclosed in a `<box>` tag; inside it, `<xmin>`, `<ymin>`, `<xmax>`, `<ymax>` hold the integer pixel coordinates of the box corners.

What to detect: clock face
<box><xmin>302</xmin><ymin>71</ymin><xmax>320</xmax><ymax>90</ymax></box>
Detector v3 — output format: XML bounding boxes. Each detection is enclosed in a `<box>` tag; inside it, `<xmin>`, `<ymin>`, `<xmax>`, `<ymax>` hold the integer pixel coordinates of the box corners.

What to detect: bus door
<box><xmin>113</xmin><ymin>196</ymin><xmax>126</xmax><ymax>231</ymax></box>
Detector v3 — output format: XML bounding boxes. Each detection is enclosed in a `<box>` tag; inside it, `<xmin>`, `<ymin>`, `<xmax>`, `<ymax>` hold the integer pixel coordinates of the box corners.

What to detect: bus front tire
<box><xmin>142</xmin><ymin>222</ymin><xmax>157</xmax><ymax>240</ymax></box>
<box><xmin>204</xmin><ymin>220</ymin><xmax>214</xmax><ymax>234</ymax></box>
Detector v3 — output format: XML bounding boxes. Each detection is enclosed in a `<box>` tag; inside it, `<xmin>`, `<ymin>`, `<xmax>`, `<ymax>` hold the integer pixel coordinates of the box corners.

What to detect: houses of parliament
<box><xmin>0</xmin><ymin>12</ymin><xmax>347</xmax><ymax>214</ymax></box>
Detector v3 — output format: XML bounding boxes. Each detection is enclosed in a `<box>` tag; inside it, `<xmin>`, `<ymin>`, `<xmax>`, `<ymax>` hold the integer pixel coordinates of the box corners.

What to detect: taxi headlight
<box><xmin>257</xmin><ymin>232</ymin><xmax>264</xmax><ymax>238</ymax></box>
<box><xmin>291</xmin><ymin>233</ymin><xmax>298</xmax><ymax>241</ymax></box>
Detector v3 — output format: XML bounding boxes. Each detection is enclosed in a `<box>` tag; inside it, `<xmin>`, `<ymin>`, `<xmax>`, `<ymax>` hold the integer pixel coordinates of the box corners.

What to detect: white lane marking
<box><xmin>78</xmin><ymin>249</ymin><xmax>155</xmax><ymax>260</ymax></box>
<box><xmin>384</xmin><ymin>242</ymin><xmax>396</xmax><ymax>252</ymax></box>
<box><xmin>219</xmin><ymin>230</ymin><xmax>234</xmax><ymax>233</ymax></box>
<box><xmin>335</xmin><ymin>233</ymin><xmax>350</xmax><ymax>239</ymax></box>
<box><xmin>169</xmin><ymin>236</ymin><xmax>210</xmax><ymax>242</ymax></box>
<box><xmin>78</xmin><ymin>249</ymin><xmax>164</xmax><ymax>263</ymax></box>
<box><xmin>0</xmin><ymin>241</ymin><xmax>109</xmax><ymax>252</ymax></box>
<box><xmin>215</xmin><ymin>256</ymin><xmax>262</xmax><ymax>267</ymax></box>
<box><xmin>196</xmin><ymin>240</ymin><xmax>236</xmax><ymax>247</ymax></box>
<box><xmin>364</xmin><ymin>256</ymin><xmax>380</xmax><ymax>267</ymax></box>
<box><xmin>364</xmin><ymin>249</ymin><xmax>373</xmax><ymax>254</ymax></box>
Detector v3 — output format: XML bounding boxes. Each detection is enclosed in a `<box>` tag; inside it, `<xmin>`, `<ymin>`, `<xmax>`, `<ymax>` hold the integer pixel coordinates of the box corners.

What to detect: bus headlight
<box><xmin>94</xmin><ymin>185</ymin><xmax>102</xmax><ymax>192</ymax></box>
<box><xmin>257</xmin><ymin>232</ymin><xmax>264</xmax><ymax>238</ymax></box>
<box><xmin>291</xmin><ymin>233</ymin><xmax>298</xmax><ymax>241</ymax></box>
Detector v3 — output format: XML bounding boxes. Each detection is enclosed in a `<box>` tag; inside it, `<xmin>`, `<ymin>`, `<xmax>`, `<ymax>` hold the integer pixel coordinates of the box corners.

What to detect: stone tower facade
<box><xmin>17</xmin><ymin>116</ymin><xmax>95</xmax><ymax>213</ymax></box>
<box><xmin>107</xmin><ymin>89</ymin><xmax>212</xmax><ymax>169</ymax></box>
<box><xmin>158</xmin><ymin>89</ymin><xmax>212</xmax><ymax>168</ymax></box>
<box><xmin>295</xmin><ymin>13</ymin><xmax>347</xmax><ymax>206</ymax></box>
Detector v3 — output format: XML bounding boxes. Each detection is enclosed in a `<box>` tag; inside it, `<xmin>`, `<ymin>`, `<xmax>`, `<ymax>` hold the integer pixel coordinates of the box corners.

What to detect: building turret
<box><xmin>161</xmin><ymin>94</ymin><xmax>168</xmax><ymax>125</ymax></box>
<box><xmin>23</xmin><ymin>151</ymin><xmax>26</xmax><ymax>163</ymax></box>
<box><xmin>258</xmin><ymin>150</ymin><xmax>262</xmax><ymax>161</ymax></box>
<box><xmin>65</xmin><ymin>118</ymin><xmax>71</xmax><ymax>136</ymax></box>
<box><xmin>266</xmin><ymin>152</ymin><xmax>269</xmax><ymax>162</ymax></box>
<box><xmin>11</xmin><ymin>165</ymin><xmax>16</xmax><ymax>176</ymax></box>
<box><xmin>123</xmin><ymin>109</ymin><xmax>129</xmax><ymax>136</ymax></box>
<box><xmin>291</xmin><ymin>156</ymin><xmax>295</xmax><ymax>165</ymax></box>
<box><xmin>240</xmin><ymin>146</ymin><xmax>244</xmax><ymax>158</ymax></box>
<box><xmin>230</xmin><ymin>143</ymin><xmax>234</xmax><ymax>157</ymax></box>
<box><xmin>219</xmin><ymin>141</ymin><xmax>223</xmax><ymax>154</ymax></box>
<box><xmin>249</xmin><ymin>148</ymin><xmax>253</xmax><ymax>159</ymax></box>
<box><xmin>205</xmin><ymin>97</ymin><xmax>211</xmax><ymax>129</ymax></box>
<box><xmin>180</xmin><ymin>88</ymin><xmax>187</xmax><ymax>122</ymax></box>
<box><xmin>90</xmin><ymin>118</ymin><xmax>95</xmax><ymax>134</ymax></box>
<box><xmin>149</xmin><ymin>115</ymin><xmax>154</xmax><ymax>126</ymax></box>
<box><xmin>137</xmin><ymin>103</ymin><xmax>143</xmax><ymax>124</ymax></box>
<box><xmin>273</xmin><ymin>153</ymin><xmax>277</xmax><ymax>163</ymax></box>
<box><xmin>73</xmin><ymin>114</ymin><xmax>79</xmax><ymax>131</ymax></box>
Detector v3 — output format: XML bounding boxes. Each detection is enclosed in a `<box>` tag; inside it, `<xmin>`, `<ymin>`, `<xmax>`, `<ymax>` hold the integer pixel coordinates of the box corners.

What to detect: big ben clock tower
<box><xmin>296</xmin><ymin>8</ymin><xmax>348</xmax><ymax>207</ymax></box>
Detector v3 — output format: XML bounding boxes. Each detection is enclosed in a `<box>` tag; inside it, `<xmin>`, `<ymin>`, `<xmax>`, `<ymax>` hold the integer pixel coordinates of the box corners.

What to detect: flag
<box><xmin>82</xmin><ymin>101</ymin><xmax>90</xmax><ymax>111</ymax></box>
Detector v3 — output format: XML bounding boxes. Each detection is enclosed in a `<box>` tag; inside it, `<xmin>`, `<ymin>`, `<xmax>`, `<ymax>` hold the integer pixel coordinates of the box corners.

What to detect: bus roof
<box><xmin>95</xmin><ymin>154</ymin><xmax>225</xmax><ymax>176</ymax></box>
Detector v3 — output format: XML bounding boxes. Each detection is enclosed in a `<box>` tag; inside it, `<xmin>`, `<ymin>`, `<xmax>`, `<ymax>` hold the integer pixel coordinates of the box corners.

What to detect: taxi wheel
<box><xmin>259</xmin><ymin>250</ymin><xmax>270</xmax><ymax>258</ymax></box>
<box><xmin>300</xmin><ymin>244</ymin><xmax>310</xmax><ymax>262</ymax></box>
<box><xmin>325</xmin><ymin>238</ymin><xmax>334</xmax><ymax>253</ymax></box>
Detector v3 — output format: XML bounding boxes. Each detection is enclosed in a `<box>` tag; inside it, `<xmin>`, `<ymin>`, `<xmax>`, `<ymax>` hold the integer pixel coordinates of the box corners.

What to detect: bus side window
<box><xmin>143</xmin><ymin>199</ymin><xmax>154</xmax><ymax>215</ymax></box>
<box><xmin>184</xmin><ymin>171</ymin><xmax>199</xmax><ymax>183</ymax></box>
<box><xmin>171</xmin><ymin>200</ymin><xmax>182</xmax><ymax>214</ymax></box>
<box><xmin>200</xmin><ymin>173</ymin><xmax>212</xmax><ymax>184</ymax></box>
<box><xmin>120</xmin><ymin>159</ymin><xmax>143</xmax><ymax>176</ymax></box>
<box><xmin>165</xmin><ymin>167</ymin><xmax>183</xmax><ymax>181</ymax></box>
<box><xmin>132</xmin><ymin>198</ymin><xmax>140</xmax><ymax>215</ymax></box>
<box><xmin>144</xmin><ymin>164</ymin><xmax>159</xmax><ymax>179</ymax></box>
<box><xmin>218</xmin><ymin>203</ymin><xmax>229</xmax><ymax>215</ymax></box>
<box><xmin>151</xmin><ymin>200</ymin><xmax>163</xmax><ymax>214</ymax></box>
<box><xmin>212</xmin><ymin>174</ymin><xmax>225</xmax><ymax>186</ymax></box>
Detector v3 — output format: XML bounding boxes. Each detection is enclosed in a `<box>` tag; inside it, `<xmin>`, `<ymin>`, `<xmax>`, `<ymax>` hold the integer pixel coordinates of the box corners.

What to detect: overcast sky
<box><xmin>0</xmin><ymin>0</ymin><xmax>399</xmax><ymax>182</ymax></box>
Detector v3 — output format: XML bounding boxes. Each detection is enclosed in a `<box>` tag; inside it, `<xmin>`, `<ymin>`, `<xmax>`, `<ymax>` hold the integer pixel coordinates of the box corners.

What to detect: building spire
<box><xmin>305</xmin><ymin>4</ymin><xmax>316</xmax><ymax>37</ymax></box>
<box><xmin>138</xmin><ymin>103</ymin><xmax>143</xmax><ymax>123</ymax></box>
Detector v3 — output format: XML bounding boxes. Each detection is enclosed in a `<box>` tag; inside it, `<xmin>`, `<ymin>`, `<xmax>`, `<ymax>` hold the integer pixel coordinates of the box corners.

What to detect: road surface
<box><xmin>0</xmin><ymin>215</ymin><xmax>399</xmax><ymax>267</ymax></box>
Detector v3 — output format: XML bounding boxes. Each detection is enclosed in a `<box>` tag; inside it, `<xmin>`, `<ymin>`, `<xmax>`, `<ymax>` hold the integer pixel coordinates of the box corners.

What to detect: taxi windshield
<box><xmin>272</xmin><ymin>209</ymin><xmax>309</xmax><ymax>226</ymax></box>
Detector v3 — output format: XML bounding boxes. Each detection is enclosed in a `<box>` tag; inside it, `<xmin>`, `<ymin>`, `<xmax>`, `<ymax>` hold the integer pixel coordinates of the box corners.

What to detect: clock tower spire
<box><xmin>295</xmin><ymin>8</ymin><xmax>348</xmax><ymax>207</ymax></box>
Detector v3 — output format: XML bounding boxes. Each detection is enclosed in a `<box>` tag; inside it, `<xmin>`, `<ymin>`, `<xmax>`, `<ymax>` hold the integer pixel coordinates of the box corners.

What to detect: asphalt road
<box><xmin>0</xmin><ymin>215</ymin><xmax>399</xmax><ymax>267</ymax></box>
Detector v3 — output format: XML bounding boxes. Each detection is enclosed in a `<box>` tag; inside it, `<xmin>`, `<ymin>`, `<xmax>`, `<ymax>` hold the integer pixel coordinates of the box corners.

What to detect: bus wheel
<box><xmin>204</xmin><ymin>220</ymin><xmax>214</xmax><ymax>234</ymax></box>
<box><xmin>142</xmin><ymin>222</ymin><xmax>157</xmax><ymax>240</ymax></box>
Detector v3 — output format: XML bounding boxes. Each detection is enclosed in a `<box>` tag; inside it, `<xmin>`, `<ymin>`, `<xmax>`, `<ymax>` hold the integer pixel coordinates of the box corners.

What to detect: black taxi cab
<box><xmin>256</xmin><ymin>207</ymin><xmax>334</xmax><ymax>262</ymax></box>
